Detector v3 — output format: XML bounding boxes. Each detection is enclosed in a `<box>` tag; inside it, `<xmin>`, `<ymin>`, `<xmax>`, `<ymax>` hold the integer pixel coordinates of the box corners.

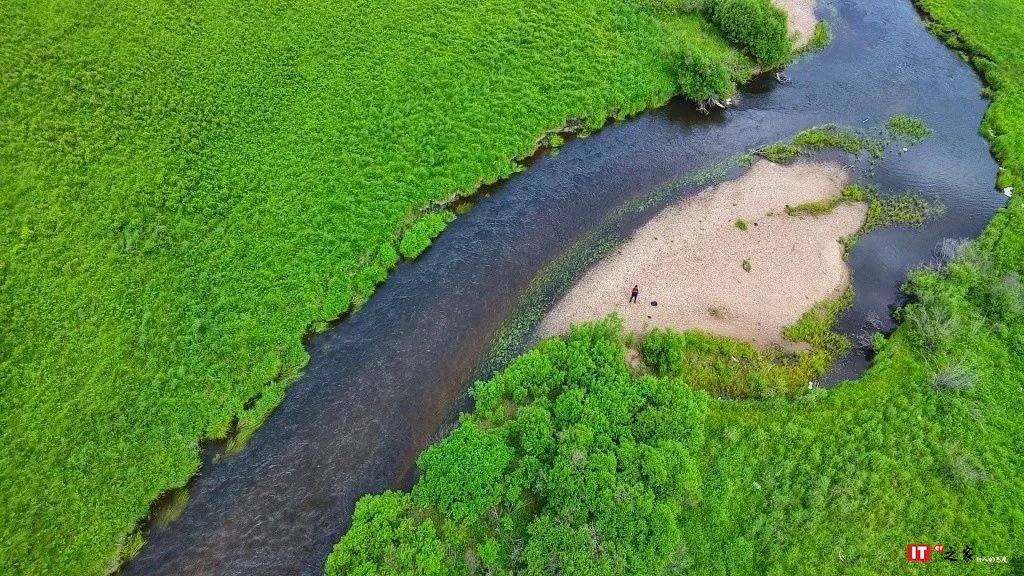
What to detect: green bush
<box><xmin>641</xmin><ymin>327</ymin><xmax>687</xmax><ymax>376</ymax></box>
<box><xmin>326</xmin><ymin>319</ymin><xmax>708</xmax><ymax>574</ymax></box>
<box><xmin>677</xmin><ymin>43</ymin><xmax>736</xmax><ymax>103</ymax></box>
<box><xmin>704</xmin><ymin>0</ymin><xmax>792</xmax><ymax>66</ymax></box>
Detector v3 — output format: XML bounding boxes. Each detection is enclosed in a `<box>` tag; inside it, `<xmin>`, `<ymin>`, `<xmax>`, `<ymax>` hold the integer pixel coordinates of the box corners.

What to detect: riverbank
<box><xmin>540</xmin><ymin>160</ymin><xmax>865</xmax><ymax>350</ymax></box>
<box><xmin>775</xmin><ymin>0</ymin><xmax>820</xmax><ymax>48</ymax></box>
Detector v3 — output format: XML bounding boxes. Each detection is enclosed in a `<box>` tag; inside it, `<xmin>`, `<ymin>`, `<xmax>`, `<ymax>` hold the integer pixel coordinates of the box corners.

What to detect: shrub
<box><xmin>328</xmin><ymin>321</ymin><xmax>708</xmax><ymax>574</ymax></box>
<box><xmin>930</xmin><ymin>238</ymin><xmax>973</xmax><ymax>271</ymax></box>
<box><xmin>678</xmin><ymin>43</ymin><xmax>736</xmax><ymax>103</ymax></box>
<box><xmin>641</xmin><ymin>328</ymin><xmax>686</xmax><ymax>376</ymax></box>
<box><xmin>704</xmin><ymin>0</ymin><xmax>792</xmax><ymax>66</ymax></box>
<box><xmin>735</xmin><ymin>218</ymin><xmax>748</xmax><ymax>231</ymax></box>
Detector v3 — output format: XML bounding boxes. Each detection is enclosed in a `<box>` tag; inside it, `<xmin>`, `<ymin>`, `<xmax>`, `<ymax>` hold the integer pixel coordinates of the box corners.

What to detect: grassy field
<box><xmin>0</xmin><ymin>0</ymin><xmax>811</xmax><ymax>572</ymax></box>
<box><xmin>327</xmin><ymin>0</ymin><xmax>1024</xmax><ymax>572</ymax></box>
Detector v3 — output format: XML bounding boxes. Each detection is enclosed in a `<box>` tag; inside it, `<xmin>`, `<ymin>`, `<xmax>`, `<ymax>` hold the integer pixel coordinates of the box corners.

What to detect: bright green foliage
<box><xmin>785</xmin><ymin>184</ymin><xmax>942</xmax><ymax>256</ymax></box>
<box><xmin>326</xmin><ymin>318</ymin><xmax>709</xmax><ymax>575</ymax></box>
<box><xmin>680</xmin><ymin>231</ymin><xmax>1024</xmax><ymax>574</ymax></box>
<box><xmin>640</xmin><ymin>327</ymin><xmax>687</xmax><ymax>376</ymax></box>
<box><xmin>734</xmin><ymin>218</ymin><xmax>748</xmax><ymax>230</ymax></box>
<box><xmin>760</xmin><ymin>116</ymin><xmax>931</xmax><ymax>164</ymax></box>
<box><xmin>644</xmin><ymin>289</ymin><xmax>850</xmax><ymax>399</ymax></box>
<box><xmin>781</xmin><ymin>288</ymin><xmax>853</xmax><ymax>361</ymax></box>
<box><xmin>887</xmin><ymin>114</ymin><xmax>934</xmax><ymax>143</ymax></box>
<box><xmin>399</xmin><ymin>211</ymin><xmax>456</xmax><ymax>260</ymax></box>
<box><xmin>755</xmin><ymin>142</ymin><xmax>801</xmax><ymax>163</ymax></box>
<box><xmin>802</xmin><ymin>21</ymin><xmax>832</xmax><ymax>54</ymax></box>
<box><xmin>864</xmin><ymin>192</ymin><xmax>941</xmax><ymax>230</ymax></box>
<box><xmin>413</xmin><ymin>424</ymin><xmax>515</xmax><ymax>522</ymax></box>
<box><xmin>703</xmin><ymin>0</ymin><xmax>793</xmax><ymax>66</ymax></box>
<box><xmin>677</xmin><ymin>43</ymin><xmax>738</xmax><ymax>103</ymax></box>
<box><xmin>331</xmin><ymin>236</ymin><xmax>1024</xmax><ymax>574</ymax></box>
<box><xmin>0</xmin><ymin>1</ymin><xmax>755</xmax><ymax>573</ymax></box>
<box><xmin>324</xmin><ymin>492</ymin><xmax>447</xmax><ymax>576</ymax></box>
<box><xmin>793</xmin><ymin>124</ymin><xmax>887</xmax><ymax>158</ymax></box>
<box><xmin>326</xmin><ymin>2</ymin><xmax>1024</xmax><ymax>571</ymax></box>
<box><xmin>917</xmin><ymin>0</ymin><xmax>1024</xmax><ymax>190</ymax></box>
<box><xmin>330</xmin><ymin>223</ymin><xmax>1024</xmax><ymax>572</ymax></box>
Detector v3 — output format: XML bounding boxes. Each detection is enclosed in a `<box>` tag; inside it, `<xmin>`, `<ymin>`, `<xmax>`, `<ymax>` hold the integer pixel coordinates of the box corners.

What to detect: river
<box><xmin>121</xmin><ymin>0</ymin><xmax>1004</xmax><ymax>573</ymax></box>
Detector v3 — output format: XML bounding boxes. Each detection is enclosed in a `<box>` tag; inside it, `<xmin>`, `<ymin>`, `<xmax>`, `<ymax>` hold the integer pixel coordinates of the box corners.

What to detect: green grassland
<box><xmin>327</xmin><ymin>0</ymin><xmax>1024</xmax><ymax>572</ymax></box>
<box><xmin>0</xmin><ymin>0</ymin><xmax>804</xmax><ymax>572</ymax></box>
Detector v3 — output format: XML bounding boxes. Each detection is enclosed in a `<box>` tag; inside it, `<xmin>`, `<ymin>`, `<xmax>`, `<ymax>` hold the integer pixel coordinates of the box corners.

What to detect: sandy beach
<box><xmin>775</xmin><ymin>0</ymin><xmax>819</xmax><ymax>48</ymax></box>
<box><xmin>539</xmin><ymin>160</ymin><xmax>867</xmax><ymax>350</ymax></box>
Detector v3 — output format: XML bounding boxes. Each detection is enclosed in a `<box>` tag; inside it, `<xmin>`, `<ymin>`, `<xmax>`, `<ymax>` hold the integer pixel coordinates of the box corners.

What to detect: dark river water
<box><xmin>122</xmin><ymin>0</ymin><xmax>1004</xmax><ymax>574</ymax></box>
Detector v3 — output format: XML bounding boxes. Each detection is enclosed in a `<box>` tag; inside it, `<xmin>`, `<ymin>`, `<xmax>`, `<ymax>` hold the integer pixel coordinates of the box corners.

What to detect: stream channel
<box><xmin>123</xmin><ymin>0</ymin><xmax>1005</xmax><ymax>573</ymax></box>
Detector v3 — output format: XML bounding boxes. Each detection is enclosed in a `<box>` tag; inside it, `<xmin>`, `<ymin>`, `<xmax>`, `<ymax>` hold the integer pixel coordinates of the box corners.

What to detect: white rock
<box><xmin>1004</xmin><ymin>187</ymin><xmax>1014</xmax><ymax>198</ymax></box>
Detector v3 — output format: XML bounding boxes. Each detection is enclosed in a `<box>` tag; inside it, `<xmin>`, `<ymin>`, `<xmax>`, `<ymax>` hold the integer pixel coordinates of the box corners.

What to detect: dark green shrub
<box><xmin>704</xmin><ymin>0</ymin><xmax>792</xmax><ymax>66</ymax></box>
<box><xmin>641</xmin><ymin>328</ymin><xmax>686</xmax><ymax>376</ymax></box>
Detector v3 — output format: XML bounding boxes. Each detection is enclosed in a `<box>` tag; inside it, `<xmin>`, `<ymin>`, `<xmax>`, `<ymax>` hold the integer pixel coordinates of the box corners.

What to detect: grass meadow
<box><xmin>0</xmin><ymin>0</ymin><xmax>807</xmax><ymax>572</ymax></box>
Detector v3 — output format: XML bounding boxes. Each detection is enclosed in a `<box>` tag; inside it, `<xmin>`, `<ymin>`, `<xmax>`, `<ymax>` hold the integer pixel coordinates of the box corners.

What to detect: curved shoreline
<box><xmin>539</xmin><ymin>160</ymin><xmax>865</xmax><ymax>350</ymax></box>
<box><xmin>116</xmin><ymin>0</ymin><xmax>1004</xmax><ymax>573</ymax></box>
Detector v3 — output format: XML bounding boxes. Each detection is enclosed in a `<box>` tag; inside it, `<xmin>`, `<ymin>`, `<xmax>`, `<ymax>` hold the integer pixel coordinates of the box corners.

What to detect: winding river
<box><xmin>122</xmin><ymin>0</ymin><xmax>1004</xmax><ymax>573</ymax></box>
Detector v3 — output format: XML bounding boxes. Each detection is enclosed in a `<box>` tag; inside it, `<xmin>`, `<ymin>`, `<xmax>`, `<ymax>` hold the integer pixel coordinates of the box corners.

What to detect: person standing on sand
<box><xmin>629</xmin><ymin>285</ymin><xmax>639</xmax><ymax>303</ymax></box>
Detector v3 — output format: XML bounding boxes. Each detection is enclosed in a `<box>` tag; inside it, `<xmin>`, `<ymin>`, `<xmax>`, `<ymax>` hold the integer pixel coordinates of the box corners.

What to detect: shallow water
<box><xmin>122</xmin><ymin>0</ymin><xmax>1003</xmax><ymax>574</ymax></box>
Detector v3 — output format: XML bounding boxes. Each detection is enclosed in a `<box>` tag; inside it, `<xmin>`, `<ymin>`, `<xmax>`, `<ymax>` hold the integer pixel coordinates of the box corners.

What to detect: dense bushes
<box><xmin>329</xmin><ymin>235</ymin><xmax>1024</xmax><ymax>574</ymax></box>
<box><xmin>677</xmin><ymin>44</ymin><xmax>736</xmax><ymax>103</ymax></box>
<box><xmin>328</xmin><ymin>222</ymin><xmax>1024</xmax><ymax>573</ymax></box>
<box><xmin>326</xmin><ymin>318</ymin><xmax>709</xmax><ymax>575</ymax></box>
<box><xmin>703</xmin><ymin>0</ymin><xmax>793</xmax><ymax>66</ymax></box>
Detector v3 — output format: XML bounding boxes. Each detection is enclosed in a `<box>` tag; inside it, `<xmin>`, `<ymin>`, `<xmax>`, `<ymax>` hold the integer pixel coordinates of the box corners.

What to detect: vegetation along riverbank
<box><xmin>0</xmin><ymin>0</ymin><xmax>804</xmax><ymax>573</ymax></box>
<box><xmin>326</xmin><ymin>0</ymin><xmax>1024</xmax><ymax>572</ymax></box>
